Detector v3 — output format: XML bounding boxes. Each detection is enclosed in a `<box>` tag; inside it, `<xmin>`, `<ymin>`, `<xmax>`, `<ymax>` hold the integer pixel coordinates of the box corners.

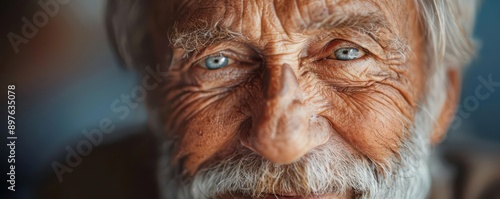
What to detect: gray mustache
<box><xmin>188</xmin><ymin>143</ymin><xmax>385</xmax><ymax>198</ymax></box>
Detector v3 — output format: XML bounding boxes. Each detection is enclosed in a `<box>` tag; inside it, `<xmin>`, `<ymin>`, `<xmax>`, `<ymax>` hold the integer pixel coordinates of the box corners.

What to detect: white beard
<box><xmin>157</xmin><ymin>67</ymin><xmax>448</xmax><ymax>199</ymax></box>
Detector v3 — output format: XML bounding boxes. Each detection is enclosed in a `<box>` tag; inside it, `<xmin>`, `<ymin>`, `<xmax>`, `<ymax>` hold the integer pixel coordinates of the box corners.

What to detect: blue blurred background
<box><xmin>0</xmin><ymin>0</ymin><xmax>499</xmax><ymax>199</ymax></box>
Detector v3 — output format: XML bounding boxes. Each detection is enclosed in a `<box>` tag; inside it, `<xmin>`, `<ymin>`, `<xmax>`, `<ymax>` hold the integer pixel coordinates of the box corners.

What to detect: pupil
<box><xmin>342</xmin><ymin>50</ymin><xmax>349</xmax><ymax>55</ymax></box>
<box><xmin>205</xmin><ymin>56</ymin><xmax>228</xmax><ymax>69</ymax></box>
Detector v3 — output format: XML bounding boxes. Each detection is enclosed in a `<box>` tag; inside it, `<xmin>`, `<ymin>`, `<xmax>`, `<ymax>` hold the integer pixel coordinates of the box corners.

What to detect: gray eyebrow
<box><xmin>169</xmin><ymin>20</ymin><xmax>243</xmax><ymax>54</ymax></box>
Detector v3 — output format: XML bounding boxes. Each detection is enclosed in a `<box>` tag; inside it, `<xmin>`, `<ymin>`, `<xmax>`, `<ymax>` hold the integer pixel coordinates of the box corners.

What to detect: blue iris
<box><xmin>334</xmin><ymin>48</ymin><xmax>363</xmax><ymax>60</ymax></box>
<box><xmin>204</xmin><ymin>55</ymin><xmax>229</xmax><ymax>70</ymax></box>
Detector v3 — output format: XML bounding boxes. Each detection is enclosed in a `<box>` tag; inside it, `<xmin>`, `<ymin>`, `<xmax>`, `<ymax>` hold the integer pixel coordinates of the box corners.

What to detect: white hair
<box><xmin>154</xmin><ymin>0</ymin><xmax>479</xmax><ymax>198</ymax></box>
<box><xmin>413</xmin><ymin>0</ymin><xmax>479</xmax><ymax>139</ymax></box>
<box><xmin>415</xmin><ymin>0</ymin><xmax>478</xmax><ymax>68</ymax></box>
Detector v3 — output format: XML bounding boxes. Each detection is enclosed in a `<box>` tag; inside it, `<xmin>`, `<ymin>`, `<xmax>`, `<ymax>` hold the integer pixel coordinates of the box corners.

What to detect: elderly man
<box><xmin>39</xmin><ymin>0</ymin><xmax>490</xmax><ymax>199</ymax></box>
<box><xmin>103</xmin><ymin>0</ymin><xmax>480</xmax><ymax>199</ymax></box>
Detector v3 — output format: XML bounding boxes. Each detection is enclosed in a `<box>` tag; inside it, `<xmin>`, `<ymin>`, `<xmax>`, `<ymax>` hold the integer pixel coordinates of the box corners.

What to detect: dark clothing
<box><xmin>38</xmin><ymin>131</ymin><xmax>159</xmax><ymax>199</ymax></box>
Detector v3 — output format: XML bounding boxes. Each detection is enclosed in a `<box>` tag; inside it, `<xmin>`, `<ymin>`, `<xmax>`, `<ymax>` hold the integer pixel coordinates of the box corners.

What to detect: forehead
<box><xmin>172</xmin><ymin>0</ymin><xmax>413</xmax><ymax>39</ymax></box>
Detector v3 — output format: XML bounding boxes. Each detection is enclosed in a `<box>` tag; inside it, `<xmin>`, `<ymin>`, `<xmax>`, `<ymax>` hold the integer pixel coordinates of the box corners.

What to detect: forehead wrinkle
<box><xmin>279</xmin><ymin>0</ymin><xmax>388</xmax><ymax>31</ymax></box>
<box><xmin>298</xmin><ymin>1</ymin><xmax>391</xmax><ymax>39</ymax></box>
<box><xmin>169</xmin><ymin>0</ymin><xmax>405</xmax><ymax>56</ymax></box>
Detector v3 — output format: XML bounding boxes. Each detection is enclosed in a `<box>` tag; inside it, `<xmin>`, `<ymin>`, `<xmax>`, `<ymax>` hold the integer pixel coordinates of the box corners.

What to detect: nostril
<box><xmin>308</xmin><ymin>115</ymin><xmax>332</xmax><ymax>142</ymax></box>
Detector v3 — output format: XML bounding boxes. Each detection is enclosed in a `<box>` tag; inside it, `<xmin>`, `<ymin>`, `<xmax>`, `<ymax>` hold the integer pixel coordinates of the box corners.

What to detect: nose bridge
<box><xmin>261</xmin><ymin>43</ymin><xmax>303</xmax><ymax>96</ymax></box>
<box><xmin>263</xmin><ymin>62</ymin><xmax>301</xmax><ymax>100</ymax></box>
<box><xmin>241</xmin><ymin>60</ymin><xmax>328</xmax><ymax>164</ymax></box>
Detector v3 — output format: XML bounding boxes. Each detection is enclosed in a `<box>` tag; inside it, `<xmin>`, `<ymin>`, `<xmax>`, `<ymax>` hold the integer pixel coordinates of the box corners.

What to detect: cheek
<box><xmin>319</xmin><ymin>83</ymin><xmax>415</xmax><ymax>163</ymax></box>
<box><xmin>163</xmin><ymin>84</ymin><xmax>254</xmax><ymax>175</ymax></box>
<box><xmin>172</xmin><ymin>113</ymin><xmax>241</xmax><ymax>175</ymax></box>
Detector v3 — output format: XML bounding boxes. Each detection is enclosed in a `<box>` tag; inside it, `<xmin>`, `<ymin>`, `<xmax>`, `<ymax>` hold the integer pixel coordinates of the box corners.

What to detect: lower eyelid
<box><xmin>307</xmin><ymin>58</ymin><xmax>376</xmax><ymax>80</ymax></box>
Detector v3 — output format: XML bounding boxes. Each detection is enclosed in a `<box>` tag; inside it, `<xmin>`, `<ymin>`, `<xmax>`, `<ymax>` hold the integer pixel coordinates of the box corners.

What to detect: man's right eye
<box><xmin>326</xmin><ymin>40</ymin><xmax>367</xmax><ymax>61</ymax></box>
<box><xmin>332</xmin><ymin>47</ymin><xmax>365</xmax><ymax>61</ymax></box>
<box><xmin>199</xmin><ymin>55</ymin><xmax>235</xmax><ymax>70</ymax></box>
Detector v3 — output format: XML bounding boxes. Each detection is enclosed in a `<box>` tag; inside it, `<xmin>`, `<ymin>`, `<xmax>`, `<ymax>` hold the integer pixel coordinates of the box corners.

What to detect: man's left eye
<box><xmin>329</xmin><ymin>47</ymin><xmax>366</xmax><ymax>61</ymax></box>
<box><xmin>200</xmin><ymin>55</ymin><xmax>234</xmax><ymax>70</ymax></box>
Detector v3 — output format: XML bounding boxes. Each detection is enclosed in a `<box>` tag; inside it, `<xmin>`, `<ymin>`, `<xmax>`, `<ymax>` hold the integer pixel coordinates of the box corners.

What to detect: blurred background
<box><xmin>0</xmin><ymin>0</ymin><xmax>499</xmax><ymax>199</ymax></box>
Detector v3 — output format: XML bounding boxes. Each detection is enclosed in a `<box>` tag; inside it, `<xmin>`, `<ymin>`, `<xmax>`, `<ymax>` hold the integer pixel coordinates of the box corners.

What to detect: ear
<box><xmin>430</xmin><ymin>68</ymin><xmax>461</xmax><ymax>145</ymax></box>
<box><xmin>106</xmin><ymin>0</ymin><xmax>156</xmax><ymax>69</ymax></box>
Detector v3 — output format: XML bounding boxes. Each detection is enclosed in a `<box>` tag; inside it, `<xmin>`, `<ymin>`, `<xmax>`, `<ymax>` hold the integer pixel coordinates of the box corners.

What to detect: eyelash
<box><xmin>316</xmin><ymin>39</ymin><xmax>371</xmax><ymax>62</ymax></box>
<box><xmin>192</xmin><ymin>52</ymin><xmax>262</xmax><ymax>74</ymax></box>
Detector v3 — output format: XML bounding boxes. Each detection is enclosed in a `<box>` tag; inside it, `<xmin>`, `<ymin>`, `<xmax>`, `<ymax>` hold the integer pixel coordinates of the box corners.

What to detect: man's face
<box><xmin>158</xmin><ymin>0</ymin><xmax>431</xmax><ymax>198</ymax></box>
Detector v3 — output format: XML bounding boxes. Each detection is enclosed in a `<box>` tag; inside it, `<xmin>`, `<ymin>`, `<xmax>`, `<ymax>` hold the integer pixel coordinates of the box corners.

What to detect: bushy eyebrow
<box><xmin>169</xmin><ymin>20</ymin><xmax>243</xmax><ymax>54</ymax></box>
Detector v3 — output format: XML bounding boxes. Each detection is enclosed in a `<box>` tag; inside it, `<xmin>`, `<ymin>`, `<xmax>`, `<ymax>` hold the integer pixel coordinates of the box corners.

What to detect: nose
<box><xmin>242</xmin><ymin>63</ymin><xmax>330</xmax><ymax>164</ymax></box>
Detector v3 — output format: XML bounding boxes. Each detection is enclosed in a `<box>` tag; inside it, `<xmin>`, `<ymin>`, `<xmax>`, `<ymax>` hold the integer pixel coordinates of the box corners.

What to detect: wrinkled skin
<box><xmin>153</xmin><ymin>0</ymin><xmax>448</xmax><ymax>198</ymax></box>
